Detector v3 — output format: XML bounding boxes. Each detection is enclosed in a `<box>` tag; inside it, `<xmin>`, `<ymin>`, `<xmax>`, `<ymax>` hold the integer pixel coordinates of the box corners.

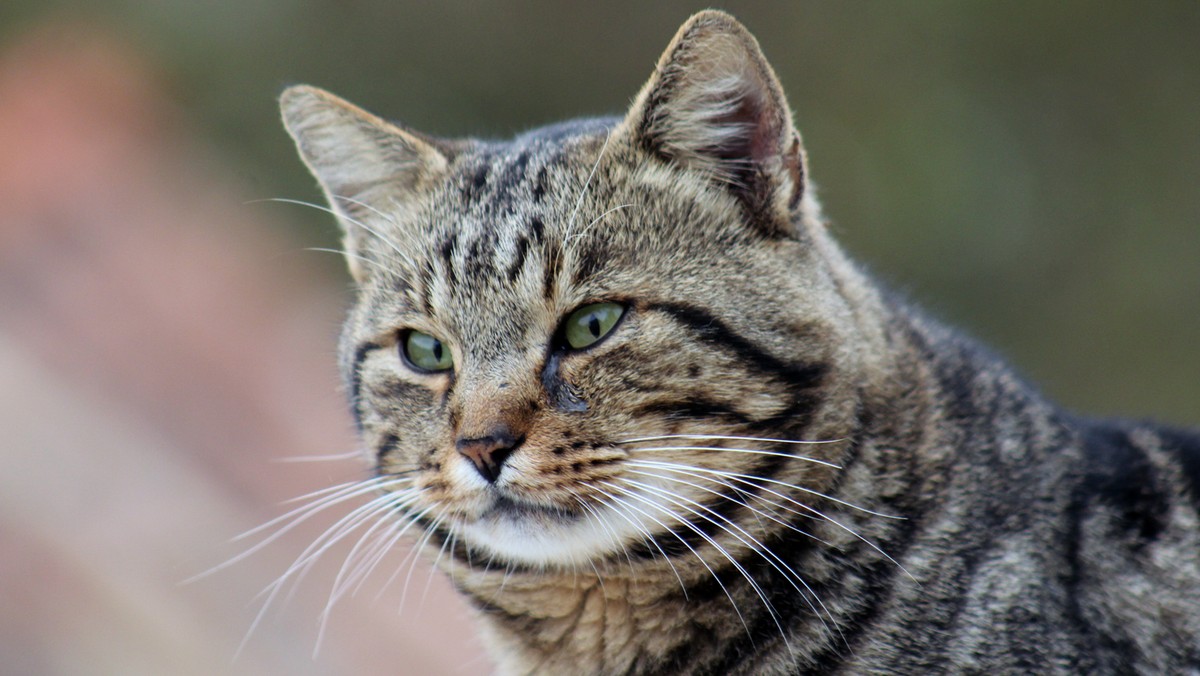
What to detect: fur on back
<box><xmin>281</xmin><ymin>11</ymin><xmax>1200</xmax><ymax>674</ymax></box>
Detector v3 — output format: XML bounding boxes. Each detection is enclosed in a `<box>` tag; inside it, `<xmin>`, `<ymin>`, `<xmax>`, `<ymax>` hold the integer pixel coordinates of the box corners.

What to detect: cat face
<box><xmin>282</xmin><ymin>12</ymin><xmax>860</xmax><ymax>568</ymax></box>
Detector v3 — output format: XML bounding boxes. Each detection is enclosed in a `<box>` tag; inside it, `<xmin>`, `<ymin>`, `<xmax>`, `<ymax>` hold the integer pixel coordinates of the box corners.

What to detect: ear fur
<box><xmin>624</xmin><ymin>11</ymin><xmax>805</xmax><ymax>229</ymax></box>
<box><xmin>280</xmin><ymin>85</ymin><xmax>448</xmax><ymax>279</ymax></box>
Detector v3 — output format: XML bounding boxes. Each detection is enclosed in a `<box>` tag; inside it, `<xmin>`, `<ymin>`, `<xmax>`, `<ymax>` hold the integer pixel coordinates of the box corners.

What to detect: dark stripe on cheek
<box><xmin>541</xmin><ymin>240</ymin><xmax>560</xmax><ymax>300</ymax></box>
<box><xmin>541</xmin><ymin>351</ymin><xmax>587</xmax><ymax>412</ymax></box>
<box><xmin>646</xmin><ymin>301</ymin><xmax>826</xmax><ymax>391</ymax></box>
<box><xmin>349</xmin><ymin>341</ymin><xmax>383</xmax><ymax>430</ymax></box>
<box><xmin>377</xmin><ymin>432</ymin><xmax>400</xmax><ymax>462</ymax></box>
<box><xmin>632</xmin><ymin>398</ymin><xmax>756</xmax><ymax>427</ymax></box>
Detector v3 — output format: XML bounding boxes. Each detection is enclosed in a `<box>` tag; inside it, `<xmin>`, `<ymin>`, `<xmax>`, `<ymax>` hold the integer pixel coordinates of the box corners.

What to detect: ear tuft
<box><xmin>625</xmin><ymin>11</ymin><xmax>805</xmax><ymax>222</ymax></box>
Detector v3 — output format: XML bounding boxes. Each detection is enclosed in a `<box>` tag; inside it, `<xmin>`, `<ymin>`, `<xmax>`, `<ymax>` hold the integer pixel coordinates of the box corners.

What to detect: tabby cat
<box><xmin>279</xmin><ymin>10</ymin><xmax>1200</xmax><ymax>674</ymax></box>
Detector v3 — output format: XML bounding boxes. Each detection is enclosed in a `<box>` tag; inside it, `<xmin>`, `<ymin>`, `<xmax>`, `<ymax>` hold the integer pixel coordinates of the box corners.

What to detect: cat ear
<box><xmin>280</xmin><ymin>85</ymin><xmax>448</xmax><ymax>279</ymax></box>
<box><xmin>624</xmin><ymin>11</ymin><xmax>805</xmax><ymax>229</ymax></box>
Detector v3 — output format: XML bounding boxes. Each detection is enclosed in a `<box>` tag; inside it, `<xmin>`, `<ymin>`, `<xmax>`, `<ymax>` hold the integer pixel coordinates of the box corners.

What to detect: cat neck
<box><xmin>447</xmin><ymin>558</ymin><xmax>747</xmax><ymax>673</ymax></box>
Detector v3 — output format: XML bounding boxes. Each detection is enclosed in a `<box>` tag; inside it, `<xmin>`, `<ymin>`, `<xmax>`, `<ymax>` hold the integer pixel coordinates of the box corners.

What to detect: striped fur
<box><xmin>281</xmin><ymin>11</ymin><xmax>1200</xmax><ymax>674</ymax></box>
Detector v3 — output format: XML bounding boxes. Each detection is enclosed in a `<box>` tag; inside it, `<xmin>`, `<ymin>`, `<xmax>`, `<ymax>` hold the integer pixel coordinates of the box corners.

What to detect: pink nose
<box><xmin>455</xmin><ymin>430</ymin><xmax>520</xmax><ymax>482</ymax></box>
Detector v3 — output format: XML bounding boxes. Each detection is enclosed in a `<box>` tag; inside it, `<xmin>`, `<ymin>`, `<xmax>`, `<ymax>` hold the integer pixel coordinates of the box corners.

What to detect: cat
<box><xmin>279</xmin><ymin>10</ymin><xmax>1200</xmax><ymax>675</ymax></box>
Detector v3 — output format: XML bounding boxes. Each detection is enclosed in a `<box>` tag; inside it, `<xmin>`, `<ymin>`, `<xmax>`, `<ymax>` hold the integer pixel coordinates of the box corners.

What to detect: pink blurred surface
<box><xmin>0</xmin><ymin>24</ymin><xmax>487</xmax><ymax>676</ymax></box>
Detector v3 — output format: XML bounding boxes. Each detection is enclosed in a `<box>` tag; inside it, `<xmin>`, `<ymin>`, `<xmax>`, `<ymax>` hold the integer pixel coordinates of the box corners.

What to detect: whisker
<box><xmin>299</xmin><ymin>247</ymin><xmax>389</xmax><ymax>274</ymax></box>
<box><xmin>333</xmin><ymin>194</ymin><xmax>400</xmax><ymax>226</ymax></box>
<box><xmin>421</xmin><ymin>518</ymin><xmax>457</xmax><ymax>611</ymax></box>
<box><xmin>394</xmin><ymin>508</ymin><xmax>449</xmax><ymax>610</ymax></box>
<box><xmin>571</xmin><ymin>203</ymin><xmax>637</xmax><ymax>242</ymax></box>
<box><xmin>328</xmin><ymin>499</ymin><xmax>430</xmax><ymax>604</ymax></box>
<box><xmin>624</xmin><ymin>444</ymin><xmax>841</xmax><ymax>470</ymax></box>
<box><xmin>271</xmin><ymin>448</ymin><xmax>365</xmax><ymax>463</ymax></box>
<box><xmin>345</xmin><ymin>515</ymin><xmax>411</xmax><ymax>599</ymax></box>
<box><xmin>315</xmin><ymin>498</ymin><xmax>435</xmax><ymax>657</ymax></box>
<box><xmin>632</xmin><ymin>460</ymin><xmax>915</xmax><ymax>583</ymax></box>
<box><xmin>573</xmin><ymin>495</ymin><xmax>635</xmax><ymax>574</ymax></box>
<box><xmin>602</xmin><ymin>480</ymin><xmax>795</xmax><ymax>655</ymax></box>
<box><xmin>625</xmin><ymin>467</ymin><xmax>827</xmax><ymax>547</ymax></box>
<box><xmin>563</xmin><ymin>129</ymin><xmax>614</xmax><ymax>244</ymax></box>
<box><xmin>619</xmin><ymin>433</ymin><xmax>845</xmax><ymax>447</ymax></box>
<box><xmin>619</xmin><ymin>475</ymin><xmax>833</xmax><ymax>643</ymax></box>
<box><xmin>282</xmin><ymin>490</ymin><xmax>421</xmax><ymax>603</ymax></box>
<box><xmin>185</xmin><ymin>478</ymin><xmax>405</xmax><ymax>585</ymax></box>
<box><xmin>634</xmin><ymin>459</ymin><xmax>901</xmax><ymax>520</ymax></box>
<box><xmin>240</xmin><ymin>488</ymin><xmax>422</xmax><ymax>657</ymax></box>
<box><xmin>595</xmin><ymin>484</ymin><xmax>750</xmax><ymax>639</ymax></box>
<box><xmin>256</xmin><ymin>197</ymin><xmax>416</xmax><ymax>269</ymax></box>
<box><xmin>579</xmin><ymin>490</ymin><xmax>689</xmax><ymax>597</ymax></box>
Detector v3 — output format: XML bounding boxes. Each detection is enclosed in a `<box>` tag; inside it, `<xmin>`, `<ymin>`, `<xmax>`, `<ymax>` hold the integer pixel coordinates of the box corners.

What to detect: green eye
<box><xmin>563</xmin><ymin>302</ymin><xmax>625</xmax><ymax>350</ymax></box>
<box><xmin>402</xmin><ymin>330</ymin><xmax>454</xmax><ymax>372</ymax></box>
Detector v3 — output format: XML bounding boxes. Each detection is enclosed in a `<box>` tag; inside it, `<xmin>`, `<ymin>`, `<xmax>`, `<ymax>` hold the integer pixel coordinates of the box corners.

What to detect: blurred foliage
<box><xmin>4</xmin><ymin>0</ymin><xmax>1197</xmax><ymax>422</ymax></box>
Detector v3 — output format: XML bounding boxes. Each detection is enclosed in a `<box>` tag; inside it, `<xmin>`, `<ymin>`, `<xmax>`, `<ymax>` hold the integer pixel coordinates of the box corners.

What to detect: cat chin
<box><xmin>454</xmin><ymin>497</ymin><xmax>659</xmax><ymax>568</ymax></box>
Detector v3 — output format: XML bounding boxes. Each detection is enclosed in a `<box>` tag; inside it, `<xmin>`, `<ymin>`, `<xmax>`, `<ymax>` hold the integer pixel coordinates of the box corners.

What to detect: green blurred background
<box><xmin>6</xmin><ymin>0</ymin><xmax>1195</xmax><ymax>421</ymax></box>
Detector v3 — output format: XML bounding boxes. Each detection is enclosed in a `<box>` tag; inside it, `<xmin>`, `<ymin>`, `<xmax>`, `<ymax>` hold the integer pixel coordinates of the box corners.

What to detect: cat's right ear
<box><xmin>280</xmin><ymin>85</ymin><xmax>448</xmax><ymax>280</ymax></box>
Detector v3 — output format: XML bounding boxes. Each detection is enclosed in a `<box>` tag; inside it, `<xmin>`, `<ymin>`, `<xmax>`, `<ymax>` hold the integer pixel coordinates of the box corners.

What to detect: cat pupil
<box><xmin>588</xmin><ymin>316</ymin><xmax>601</xmax><ymax>338</ymax></box>
<box><xmin>432</xmin><ymin>341</ymin><xmax>443</xmax><ymax>361</ymax></box>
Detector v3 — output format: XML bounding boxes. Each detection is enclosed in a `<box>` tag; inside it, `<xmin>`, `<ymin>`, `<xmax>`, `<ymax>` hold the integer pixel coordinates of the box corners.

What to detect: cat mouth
<box><xmin>456</xmin><ymin>490</ymin><xmax>624</xmax><ymax>565</ymax></box>
<box><xmin>480</xmin><ymin>493</ymin><xmax>581</xmax><ymax>524</ymax></box>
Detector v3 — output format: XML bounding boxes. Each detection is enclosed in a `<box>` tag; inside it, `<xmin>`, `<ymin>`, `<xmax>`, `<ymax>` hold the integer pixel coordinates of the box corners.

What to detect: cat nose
<box><xmin>456</xmin><ymin>429</ymin><xmax>522</xmax><ymax>483</ymax></box>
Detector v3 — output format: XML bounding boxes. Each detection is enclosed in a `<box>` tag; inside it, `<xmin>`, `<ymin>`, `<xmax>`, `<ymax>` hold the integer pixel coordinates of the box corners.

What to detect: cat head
<box><xmin>281</xmin><ymin>11</ymin><xmax>866</xmax><ymax>568</ymax></box>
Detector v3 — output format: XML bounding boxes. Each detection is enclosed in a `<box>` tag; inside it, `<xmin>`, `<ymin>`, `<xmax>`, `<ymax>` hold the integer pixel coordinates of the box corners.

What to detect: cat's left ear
<box><xmin>622</xmin><ymin>11</ymin><xmax>805</xmax><ymax>234</ymax></box>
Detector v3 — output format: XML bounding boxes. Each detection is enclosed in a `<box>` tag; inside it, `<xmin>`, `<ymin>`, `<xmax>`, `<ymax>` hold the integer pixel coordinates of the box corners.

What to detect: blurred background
<box><xmin>0</xmin><ymin>2</ymin><xmax>1196</xmax><ymax>674</ymax></box>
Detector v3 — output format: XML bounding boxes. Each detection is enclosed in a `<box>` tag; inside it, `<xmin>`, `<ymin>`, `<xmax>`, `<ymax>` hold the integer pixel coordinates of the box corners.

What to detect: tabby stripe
<box><xmin>439</xmin><ymin>232</ymin><xmax>458</xmax><ymax>287</ymax></box>
<box><xmin>1064</xmin><ymin>480</ymin><xmax>1139</xmax><ymax>671</ymax></box>
<box><xmin>377</xmin><ymin>432</ymin><xmax>400</xmax><ymax>462</ymax></box>
<box><xmin>529</xmin><ymin>215</ymin><xmax>545</xmax><ymax>242</ymax></box>
<box><xmin>348</xmin><ymin>341</ymin><xmax>383</xmax><ymax>430</ymax></box>
<box><xmin>532</xmin><ymin>167</ymin><xmax>548</xmax><ymax>202</ymax></box>
<box><xmin>541</xmin><ymin>351</ymin><xmax>587</xmax><ymax>412</ymax></box>
<box><xmin>645</xmin><ymin>301</ymin><xmax>826</xmax><ymax>391</ymax></box>
<box><xmin>676</xmin><ymin>412</ymin><xmax>924</xmax><ymax>674</ymax></box>
<box><xmin>491</xmin><ymin>150</ymin><xmax>530</xmax><ymax>204</ymax></box>
<box><xmin>1161</xmin><ymin>425</ymin><xmax>1200</xmax><ymax>509</ymax></box>
<box><xmin>541</xmin><ymin>238</ymin><xmax>560</xmax><ymax>300</ymax></box>
<box><xmin>462</xmin><ymin>162</ymin><xmax>489</xmax><ymax>204</ymax></box>
<box><xmin>465</xmin><ymin>234</ymin><xmax>495</xmax><ymax>280</ymax></box>
<box><xmin>453</xmin><ymin>584</ymin><xmax>541</xmax><ymax>634</ymax></box>
<box><xmin>417</xmin><ymin>265</ymin><xmax>435</xmax><ymax>315</ymax></box>
<box><xmin>631</xmin><ymin>397</ymin><xmax>757</xmax><ymax>428</ymax></box>
<box><xmin>571</xmin><ymin>241</ymin><xmax>608</xmax><ymax>285</ymax></box>
<box><xmin>507</xmin><ymin>235</ymin><xmax>530</xmax><ymax>282</ymax></box>
<box><xmin>1080</xmin><ymin>423</ymin><xmax>1168</xmax><ymax>543</ymax></box>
